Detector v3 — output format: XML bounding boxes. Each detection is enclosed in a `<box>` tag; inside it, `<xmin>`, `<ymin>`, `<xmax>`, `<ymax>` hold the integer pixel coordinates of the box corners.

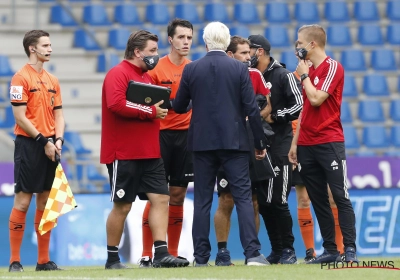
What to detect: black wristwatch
<box><xmin>300</xmin><ymin>73</ymin><xmax>309</xmax><ymax>82</ymax></box>
<box><xmin>56</xmin><ymin>137</ymin><xmax>64</xmax><ymax>146</ymax></box>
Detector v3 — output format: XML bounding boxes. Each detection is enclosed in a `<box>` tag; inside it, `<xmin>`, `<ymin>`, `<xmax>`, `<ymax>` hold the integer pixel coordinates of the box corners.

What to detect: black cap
<box><xmin>248</xmin><ymin>34</ymin><xmax>271</xmax><ymax>52</ymax></box>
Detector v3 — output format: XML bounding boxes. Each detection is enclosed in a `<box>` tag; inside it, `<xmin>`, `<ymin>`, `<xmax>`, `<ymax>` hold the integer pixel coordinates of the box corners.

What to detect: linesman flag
<box><xmin>38</xmin><ymin>163</ymin><xmax>77</xmax><ymax>235</ymax></box>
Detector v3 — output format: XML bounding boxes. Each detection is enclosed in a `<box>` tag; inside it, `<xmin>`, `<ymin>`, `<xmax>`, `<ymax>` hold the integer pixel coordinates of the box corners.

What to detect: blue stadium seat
<box><xmin>63</xmin><ymin>131</ymin><xmax>92</xmax><ymax>156</ymax></box>
<box><xmin>114</xmin><ymin>4</ymin><xmax>142</xmax><ymax>26</ymax></box>
<box><xmin>265</xmin><ymin>26</ymin><xmax>290</xmax><ymax>47</ymax></box>
<box><xmin>354</xmin><ymin>150</ymin><xmax>377</xmax><ymax>157</ymax></box>
<box><xmin>363</xmin><ymin>74</ymin><xmax>389</xmax><ymax>96</ymax></box>
<box><xmin>294</xmin><ymin>2</ymin><xmax>320</xmax><ymax>23</ymax></box>
<box><xmin>108</xmin><ymin>28</ymin><xmax>130</xmax><ymax>50</ymax></box>
<box><xmin>0</xmin><ymin>55</ymin><xmax>14</xmax><ymax>76</ymax></box>
<box><xmin>392</xmin><ymin>126</ymin><xmax>400</xmax><ymax>147</ymax></box>
<box><xmin>340</xmin><ymin>49</ymin><xmax>366</xmax><ymax>72</ymax></box>
<box><xmin>390</xmin><ymin>99</ymin><xmax>400</xmax><ymax>121</ymax></box>
<box><xmin>327</xmin><ymin>25</ymin><xmax>352</xmax><ymax>47</ymax></box>
<box><xmin>82</xmin><ymin>4</ymin><xmax>111</xmax><ymax>26</ymax></box>
<box><xmin>265</xmin><ymin>2</ymin><xmax>290</xmax><ymax>23</ymax></box>
<box><xmin>76</xmin><ymin>164</ymin><xmax>107</xmax><ymax>182</ymax></box>
<box><xmin>341</xmin><ymin>100</ymin><xmax>352</xmax><ymax>123</ymax></box>
<box><xmin>386</xmin><ymin>0</ymin><xmax>400</xmax><ymax>21</ymax></box>
<box><xmin>371</xmin><ymin>49</ymin><xmax>397</xmax><ymax>71</ymax></box>
<box><xmin>358</xmin><ymin>24</ymin><xmax>383</xmax><ymax>45</ymax></box>
<box><xmin>191</xmin><ymin>51</ymin><xmax>206</xmax><ymax>61</ymax></box>
<box><xmin>384</xmin><ymin>150</ymin><xmax>400</xmax><ymax>157</ymax></box>
<box><xmin>326</xmin><ymin>50</ymin><xmax>335</xmax><ymax>60</ymax></box>
<box><xmin>146</xmin><ymin>3</ymin><xmax>171</xmax><ymax>25</ymax></box>
<box><xmin>97</xmin><ymin>53</ymin><xmax>120</xmax><ymax>72</ymax></box>
<box><xmin>358</xmin><ymin>100</ymin><xmax>385</xmax><ymax>122</ymax></box>
<box><xmin>204</xmin><ymin>3</ymin><xmax>231</xmax><ymax>23</ymax></box>
<box><xmin>324</xmin><ymin>1</ymin><xmax>350</xmax><ymax>22</ymax></box>
<box><xmin>50</xmin><ymin>5</ymin><xmax>77</xmax><ymax>27</ymax></box>
<box><xmin>0</xmin><ymin>106</ymin><xmax>15</xmax><ymax>129</ymax></box>
<box><xmin>146</xmin><ymin>27</ymin><xmax>166</xmax><ymax>49</ymax></box>
<box><xmin>280</xmin><ymin>50</ymin><xmax>297</xmax><ymax>72</ymax></box>
<box><xmin>174</xmin><ymin>3</ymin><xmax>201</xmax><ymax>25</ymax></box>
<box><xmin>343</xmin><ymin>125</ymin><xmax>360</xmax><ymax>149</ymax></box>
<box><xmin>234</xmin><ymin>3</ymin><xmax>259</xmax><ymax>24</ymax></box>
<box><xmin>343</xmin><ymin>75</ymin><xmax>358</xmax><ymax>98</ymax></box>
<box><xmin>363</xmin><ymin>125</ymin><xmax>389</xmax><ymax>148</ymax></box>
<box><xmin>354</xmin><ymin>1</ymin><xmax>380</xmax><ymax>21</ymax></box>
<box><xmin>387</xmin><ymin>24</ymin><xmax>400</xmax><ymax>45</ymax></box>
<box><xmin>73</xmin><ymin>29</ymin><xmax>100</xmax><ymax>51</ymax></box>
<box><xmin>230</xmin><ymin>25</ymin><xmax>250</xmax><ymax>38</ymax></box>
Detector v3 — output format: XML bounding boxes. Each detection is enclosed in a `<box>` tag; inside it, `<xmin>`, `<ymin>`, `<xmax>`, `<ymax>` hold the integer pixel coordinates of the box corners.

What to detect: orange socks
<box><xmin>9</xmin><ymin>208</ymin><xmax>27</xmax><ymax>263</ymax></box>
<box><xmin>35</xmin><ymin>209</ymin><xmax>51</xmax><ymax>264</ymax></box>
<box><xmin>168</xmin><ymin>205</ymin><xmax>184</xmax><ymax>257</ymax></box>
<box><xmin>331</xmin><ymin>207</ymin><xmax>344</xmax><ymax>254</ymax></box>
<box><xmin>141</xmin><ymin>202</ymin><xmax>153</xmax><ymax>258</ymax></box>
<box><xmin>297</xmin><ymin>208</ymin><xmax>315</xmax><ymax>254</ymax></box>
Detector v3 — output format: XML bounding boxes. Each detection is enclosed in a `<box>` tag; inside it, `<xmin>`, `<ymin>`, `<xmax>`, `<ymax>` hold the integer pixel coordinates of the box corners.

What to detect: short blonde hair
<box><xmin>298</xmin><ymin>24</ymin><xmax>326</xmax><ymax>47</ymax></box>
<box><xmin>202</xmin><ymin>22</ymin><xmax>230</xmax><ymax>51</ymax></box>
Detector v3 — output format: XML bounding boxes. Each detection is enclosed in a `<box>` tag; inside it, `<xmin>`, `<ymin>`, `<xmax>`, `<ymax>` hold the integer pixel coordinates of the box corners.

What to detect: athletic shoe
<box><xmin>138</xmin><ymin>256</ymin><xmax>152</xmax><ymax>268</ymax></box>
<box><xmin>304</xmin><ymin>248</ymin><xmax>316</xmax><ymax>262</ymax></box>
<box><xmin>246</xmin><ymin>254</ymin><xmax>270</xmax><ymax>266</ymax></box>
<box><xmin>9</xmin><ymin>261</ymin><xmax>23</xmax><ymax>272</ymax></box>
<box><xmin>193</xmin><ymin>261</ymin><xmax>211</xmax><ymax>267</ymax></box>
<box><xmin>336</xmin><ymin>253</ymin><xmax>345</xmax><ymax>262</ymax></box>
<box><xmin>265</xmin><ymin>251</ymin><xmax>281</xmax><ymax>264</ymax></box>
<box><xmin>215</xmin><ymin>248</ymin><xmax>234</xmax><ymax>266</ymax></box>
<box><xmin>153</xmin><ymin>254</ymin><xmax>190</xmax><ymax>268</ymax></box>
<box><xmin>279</xmin><ymin>248</ymin><xmax>297</xmax><ymax>264</ymax></box>
<box><xmin>306</xmin><ymin>249</ymin><xmax>339</xmax><ymax>264</ymax></box>
<box><xmin>105</xmin><ymin>261</ymin><xmax>129</xmax><ymax>269</ymax></box>
<box><xmin>36</xmin><ymin>261</ymin><xmax>63</xmax><ymax>271</ymax></box>
<box><xmin>344</xmin><ymin>247</ymin><xmax>359</xmax><ymax>263</ymax></box>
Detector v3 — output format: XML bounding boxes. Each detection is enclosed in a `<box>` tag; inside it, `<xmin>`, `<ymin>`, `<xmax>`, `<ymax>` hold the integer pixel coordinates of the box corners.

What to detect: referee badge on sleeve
<box><xmin>10</xmin><ymin>86</ymin><xmax>23</xmax><ymax>100</ymax></box>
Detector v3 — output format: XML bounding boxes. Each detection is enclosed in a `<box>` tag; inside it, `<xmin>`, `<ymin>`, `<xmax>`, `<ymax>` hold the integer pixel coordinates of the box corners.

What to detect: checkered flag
<box><xmin>38</xmin><ymin>163</ymin><xmax>77</xmax><ymax>235</ymax></box>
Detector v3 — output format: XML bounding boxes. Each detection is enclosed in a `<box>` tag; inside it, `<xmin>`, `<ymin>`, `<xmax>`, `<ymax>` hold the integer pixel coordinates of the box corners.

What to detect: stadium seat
<box><xmin>354</xmin><ymin>150</ymin><xmax>377</xmax><ymax>157</ymax></box>
<box><xmin>343</xmin><ymin>125</ymin><xmax>360</xmax><ymax>149</ymax></box>
<box><xmin>0</xmin><ymin>106</ymin><xmax>15</xmax><ymax>129</ymax></box>
<box><xmin>97</xmin><ymin>53</ymin><xmax>120</xmax><ymax>72</ymax></box>
<box><xmin>230</xmin><ymin>25</ymin><xmax>250</xmax><ymax>38</ymax></box>
<box><xmin>324</xmin><ymin>1</ymin><xmax>350</xmax><ymax>22</ymax></box>
<box><xmin>145</xmin><ymin>3</ymin><xmax>171</xmax><ymax>25</ymax></box>
<box><xmin>73</xmin><ymin>29</ymin><xmax>101</xmax><ymax>51</ymax></box>
<box><xmin>387</xmin><ymin>24</ymin><xmax>400</xmax><ymax>45</ymax></box>
<box><xmin>191</xmin><ymin>51</ymin><xmax>206</xmax><ymax>61</ymax></box>
<box><xmin>50</xmin><ymin>5</ymin><xmax>77</xmax><ymax>27</ymax></box>
<box><xmin>326</xmin><ymin>50</ymin><xmax>335</xmax><ymax>60</ymax></box>
<box><xmin>294</xmin><ymin>2</ymin><xmax>320</xmax><ymax>23</ymax></box>
<box><xmin>371</xmin><ymin>49</ymin><xmax>397</xmax><ymax>71</ymax></box>
<box><xmin>343</xmin><ymin>75</ymin><xmax>358</xmax><ymax>98</ymax></box>
<box><xmin>363</xmin><ymin>74</ymin><xmax>389</xmax><ymax>96</ymax></box>
<box><xmin>63</xmin><ymin>131</ymin><xmax>92</xmax><ymax>156</ymax></box>
<box><xmin>327</xmin><ymin>25</ymin><xmax>352</xmax><ymax>47</ymax></box>
<box><xmin>340</xmin><ymin>49</ymin><xmax>366</xmax><ymax>72</ymax></box>
<box><xmin>390</xmin><ymin>99</ymin><xmax>400</xmax><ymax>121</ymax></box>
<box><xmin>234</xmin><ymin>3</ymin><xmax>259</xmax><ymax>24</ymax></box>
<box><xmin>114</xmin><ymin>4</ymin><xmax>142</xmax><ymax>26</ymax></box>
<box><xmin>76</xmin><ymin>164</ymin><xmax>107</xmax><ymax>182</ymax></box>
<box><xmin>265</xmin><ymin>2</ymin><xmax>290</xmax><ymax>23</ymax></box>
<box><xmin>108</xmin><ymin>28</ymin><xmax>131</xmax><ymax>50</ymax></box>
<box><xmin>82</xmin><ymin>4</ymin><xmax>111</xmax><ymax>26</ymax></box>
<box><xmin>341</xmin><ymin>100</ymin><xmax>352</xmax><ymax>123</ymax></box>
<box><xmin>392</xmin><ymin>126</ymin><xmax>400</xmax><ymax>147</ymax></box>
<box><xmin>174</xmin><ymin>3</ymin><xmax>201</xmax><ymax>25</ymax></box>
<box><xmin>0</xmin><ymin>55</ymin><xmax>14</xmax><ymax>76</ymax></box>
<box><xmin>362</xmin><ymin>125</ymin><xmax>389</xmax><ymax>148</ymax></box>
<box><xmin>264</xmin><ymin>26</ymin><xmax>290</xmax><ymax>48</ymax></box>
<box><xmin>204</xmin><ymin>3</ymin><xmax>231</xmax><ymax>23</ymax></box>
<box><xmin>358</xmin><ymin>100</ymin><xmax>385</xmax><ymax>122</ymax></box>
<box><xmin>358</xmin><ymin>24</ymin><xmax>384</xmax><ymax>45</ymax></box>
<box><xmin>354</xmin><ymin>1</ymin><xmax>380</xmax><ymax>21</ymax></box>
<box><xmin>384</xmin><ymin>150</ymin><xmax>400</xmax><ymax>157</ymax></box>
<box><xmin>386</xmin><ymin>0</ymin><xmax>400</xmax><ymax>21</ymax></box>
<box><xmin>280</xmin><ymin>50</ymin><xmax>297</xmax><ymax>72</ymax></box>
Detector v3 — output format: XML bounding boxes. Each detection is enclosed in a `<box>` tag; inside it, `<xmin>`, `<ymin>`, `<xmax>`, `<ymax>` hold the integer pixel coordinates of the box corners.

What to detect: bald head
<box><xmin>297</xmin><ymin>24</ymin><xmax>326</xmax><ymax>48</ymax></box>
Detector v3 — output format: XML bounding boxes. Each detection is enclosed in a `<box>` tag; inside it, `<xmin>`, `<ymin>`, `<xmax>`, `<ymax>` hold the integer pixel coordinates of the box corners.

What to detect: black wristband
<box><xmin>301</xmin><ymin>73</ymin><xmax>309</xmax><ymax>82</ymax></box>
<box><xmin>35</xmin><ymin>133</ymin><xmax>49</xmax><ymax>147</ymax></box>
<box><xmin>56</xmin><ymin>137</ymin><xmax>64</xmax><ymax>146</ymax></box>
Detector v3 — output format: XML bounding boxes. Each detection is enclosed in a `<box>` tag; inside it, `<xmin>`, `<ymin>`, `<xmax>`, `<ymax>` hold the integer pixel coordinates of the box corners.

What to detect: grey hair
<box><xmin>202</xmin><ymin>22</ymin><xmax>230</xmax><ymax>51</ymax></box>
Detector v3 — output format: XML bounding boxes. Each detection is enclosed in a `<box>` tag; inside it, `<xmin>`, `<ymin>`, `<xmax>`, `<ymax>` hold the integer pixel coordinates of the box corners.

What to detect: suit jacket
<box><xmin>173</xmin><ymin>51</ymin><xmax>266</xmax><ymax>152</ymax></box>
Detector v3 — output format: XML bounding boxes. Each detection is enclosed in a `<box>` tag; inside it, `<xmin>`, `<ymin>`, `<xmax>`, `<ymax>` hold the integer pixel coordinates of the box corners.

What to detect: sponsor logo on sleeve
<box><xmin>10</xmin><ymin>86</ymin><xmax>23</xmax><ymax>100</ymax></box>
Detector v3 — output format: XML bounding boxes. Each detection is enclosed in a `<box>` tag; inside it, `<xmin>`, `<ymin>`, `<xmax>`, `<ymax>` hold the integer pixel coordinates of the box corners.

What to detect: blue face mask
<box><xmin>295</xmin><ymin>41</ymin><xmax>312</xmax><ymax>60</ymax></box>
<box><xmin>141</xmin><ymin>53</ymin><xmax>159</xmax><ymax>70</ymax></box>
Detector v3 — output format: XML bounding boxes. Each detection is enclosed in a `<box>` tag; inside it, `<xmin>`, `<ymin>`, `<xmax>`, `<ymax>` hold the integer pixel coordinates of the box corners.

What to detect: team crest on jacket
<box><xmin>314</xmin><ymin>76</ymin><xmax>319</xmax><ymax>85</ymax></box>
<box><xmin>266</xmin><ymin>82</ymin><xmax>272</xmax><ymax>89</ymax></box>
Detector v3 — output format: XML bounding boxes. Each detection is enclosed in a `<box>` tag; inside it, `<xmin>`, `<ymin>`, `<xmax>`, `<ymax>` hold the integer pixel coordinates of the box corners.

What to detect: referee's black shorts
<box><xmin>14</xmin><ymin>135</ymin><xmax>58</xmax><ymax>193</ymax></box>
<box><xmin>106</xmin><ymin>158</ymin><xmax>169</xmax><ymax>203</ymax></box>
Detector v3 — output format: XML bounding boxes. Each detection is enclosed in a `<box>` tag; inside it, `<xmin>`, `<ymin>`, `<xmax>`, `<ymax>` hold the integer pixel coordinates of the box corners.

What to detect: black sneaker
<box><xmin>153</xmin><ymin>254</ymin><xmax>190</xmax><ymax>268</ymax></box>
<box><xmin>36</xmin><ymin>261</ymin><xmax>63</xmax><ymax>271</ymax></box>
<box><xmin>9</xmin><ymin>261</ymin><xmax>23</xmax><ymax>272</ymax></box>
<box><xmin>266</xmin><ymin>251</ymin><xmax>281</xmax><ymax>264</ymax></box>
<box><xmin>279</xmin><ymin>248</ymin><xmax>297</xmax><ymax>264</ymax></box>
<box><xmin>138</xmin><ymin>256</ymin><xmax>152</xmax><ymax>268</ymax></box>
<box><xmin>306</xmin><ymin>249</ymin><xmax>339</xmax><ymax>264</ymax></box>
<box><xmin>105</xmin><ymin>261</ymin><xmax>129</xmax><ymax>269</ymax></box>
<box><xmin>304</xmin><ymin>248</ymin><xmax>316</xmax><ymax>262</ymax></box>
<box><xmin>336</xmin><ymin>253</ymin><xmax>345</xmax><ymax>262</ymax></box>
<box><xmin>215</xmin><ymin>248</ymin><xmax>234</xmax><ymax>266</ymax></box>
<box><xmin>344</xmin><ymin>247</ymin><xmax>359</xmax><ymax>263</ymax></box>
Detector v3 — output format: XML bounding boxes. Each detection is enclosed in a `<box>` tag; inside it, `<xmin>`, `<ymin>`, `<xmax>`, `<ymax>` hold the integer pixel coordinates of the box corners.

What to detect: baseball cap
<box><xmin>248</xmin><ymin>35</ymin><xmax>271</xmax><ymax>52</ymax></box>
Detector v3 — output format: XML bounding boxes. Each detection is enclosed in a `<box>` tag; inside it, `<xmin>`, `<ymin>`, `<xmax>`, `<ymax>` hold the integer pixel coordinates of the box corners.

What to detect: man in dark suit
<box><xmin>173</xmin><ymin>22</ymin><xmax>269</xmax><ymax>266</ymax></box>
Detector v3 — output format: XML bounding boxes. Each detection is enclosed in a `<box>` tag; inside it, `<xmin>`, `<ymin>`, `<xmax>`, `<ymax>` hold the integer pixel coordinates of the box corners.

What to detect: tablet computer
<box><xmin>126</xmin><ymin>80</ymin><xmax>172</xmax><ymax>109</ymax></box>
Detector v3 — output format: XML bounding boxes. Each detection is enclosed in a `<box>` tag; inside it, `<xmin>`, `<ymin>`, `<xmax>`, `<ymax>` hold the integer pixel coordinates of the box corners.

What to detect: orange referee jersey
<box><xmin>149</xmin><ymin>55</ymin><xmax>192</xmax><ymax>130</ymax></box>
<box><xmin>10</xmin><ymin>64</ymin><xmax>62</xmax><ymax>137</ymax></box>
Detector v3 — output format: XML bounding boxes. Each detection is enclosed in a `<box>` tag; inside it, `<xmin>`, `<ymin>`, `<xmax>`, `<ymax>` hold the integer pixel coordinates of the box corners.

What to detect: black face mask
<box><xmin>295</xmin><ymin>42</ymin><xmax>312</xmax><ymax>60</ymax></box>
<box><xmin>250</xmin><ymin>55</ymin><xmax>258</xmax><ymax>68</ymax></box>
<box><xmin>141</xmin><ymin>53</ymin><xmax>159</xmax><ymax>70</ymax></box>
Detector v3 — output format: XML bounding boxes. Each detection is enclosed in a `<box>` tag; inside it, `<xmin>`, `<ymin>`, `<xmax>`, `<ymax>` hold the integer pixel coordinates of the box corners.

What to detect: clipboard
<box><xmin>126</xmin><ymin>80</ymin><xmax>172</xmax><ymax>109</ymax></box>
